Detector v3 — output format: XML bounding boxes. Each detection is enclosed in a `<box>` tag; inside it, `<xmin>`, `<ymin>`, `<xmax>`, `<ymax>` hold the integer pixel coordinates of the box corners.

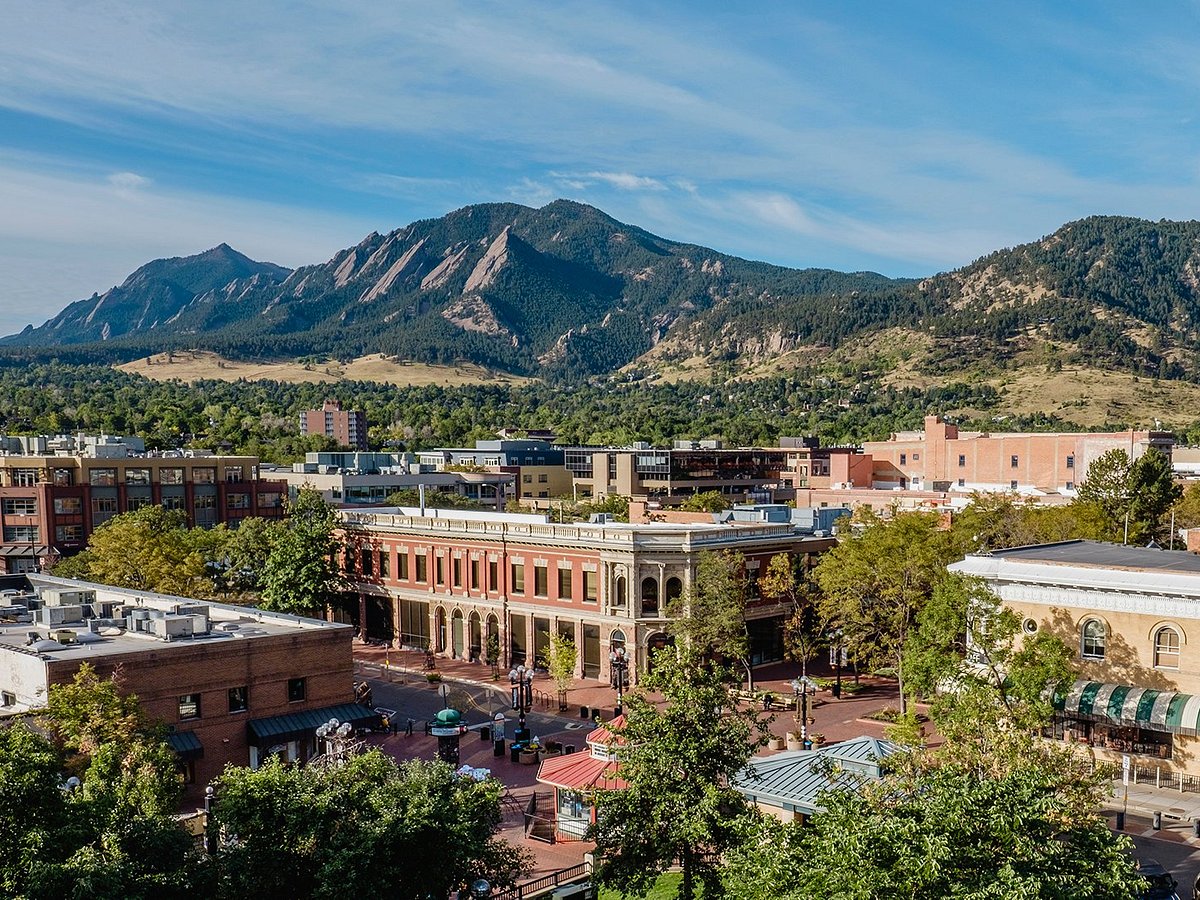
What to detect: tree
<box><xmin>722</xmin><ymin>744</ymin><xmax>1144</xmax><ymax>900</ymax></box>
<box><xmin>209</xmin><ymin>516</ymin><xmax>279</xmax><ymax>597</ymax></box>
<box><xmin>679</xmin><ymin>491</ymin><xmax>731</xmax><ymax>513</ymax></box>
<box><xmin>813</xmin><ymin>508</ymin><xmax>956</xmax><ymax>714</ymax></box>
<box><xmin>63</xmin><ymin>506</ymin><xmax>214</xmax><ymax>597</ymax></box>
<box><xmin>1172</xmin><ymin>481</ymin><xmax>1200</xmax><ymax>531</ymax></box>
<box><xmin>0</xmin><ymin>665</ymin><xmax>205</xmax><ymax>899</ymax></box>
<box><xmin>591</xmin><ymin>649</ymin><xmax>770</xmax><ymax>900</ymax></box>
<box><xmin>760</xmin><ymin>552</ymin><xmax>823</xmax><ymax>679</ymax></box>
<box><xmin>1128</xmin><ymin>447</ymin><xmax>1182</xmax><ymax>544</ymax></box>
<box><xmin>260</xmin><ymin>487</ymin><xmax>344</xmax><ymax>615</ymax></box>
<box><xmin>210</xmin><ymin>754</ymin><xmax>528</xmax><ymax>899</ymax></box>
<box><xmin>540</xmin><ymin>633</ymin><xmax>577</xmax><ymax>708</ymax></box>
<box><xmin>385</xmin><ymin>487</ymin><xmax>485</xmax><ymax>510</ymax></box>
<box><xmin>904</xmin><ymin>574</ymin><xmax>1074</xmax><ymax>746</ymax></box>
<box><xmin>1076</xmin><ymin>448</ymin><xmax>1132</xmax><ymax>531</ymax></box>
<box><xmin>668</xmin><ymin>550</ymin><xmax>754</xmax><ymax>688</ymax></box>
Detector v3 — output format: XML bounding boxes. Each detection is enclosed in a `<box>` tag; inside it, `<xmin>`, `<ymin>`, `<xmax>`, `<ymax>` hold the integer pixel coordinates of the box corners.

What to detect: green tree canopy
<box><xmin>679</xmin><ymin>491</ymin><xmax>731</xmax><ymax>512</ymax></box>
<box><xmin>591</xmin><ymin>649</ymin><xmax>770</xmax><ymax>900</ymax></box>
<box><xmin>813</xmin><ymin>508</ymin><xmax>957</xmax><ymax>714</ymax></box>
<box><xmin>385</xmin><ymin>487</ymin><xmax>486</xmax><ymax>510</ymax></box>
<box><xmin>667</xmin><ymin>550</ymin><xmax>753</xmax><ymax>687</ymax></box>
<box><xmin>260</xmin><ymin>487</ymin><xmax>344</xmax><ymax>615</ymax></box>
<box><xmin>210</xmin><ymin>753</ymin><xmax>528</xmax><ymax>899</ymax></box>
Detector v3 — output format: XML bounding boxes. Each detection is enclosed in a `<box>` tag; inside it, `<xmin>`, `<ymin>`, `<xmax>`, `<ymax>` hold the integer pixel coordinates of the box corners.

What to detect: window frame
<box><xmin>287</xmin><ymin>677</ymin><xmax>307</xmax><ymax>702</ymax></box>
<box><xmin>1081</xmin><ymin>618</ymin><xmax>1106</xmax><ymax>660</ymax></box>
<box><xmin>228</xmin><ymin>685</ymin><xmax>249</xmax><ymax>713</ymax></box>
<box><xmin>178</xmin><ymin>693</ymin><xmax>202</xmax><ymax>720</ymax></box>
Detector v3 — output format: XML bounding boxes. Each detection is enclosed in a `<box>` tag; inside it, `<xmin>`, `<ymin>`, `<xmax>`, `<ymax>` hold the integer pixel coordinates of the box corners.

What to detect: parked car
<box><xmin>1137</xmin><ymin>859</ymin><xmax>1179</xmax><ymax>900</ymax></box>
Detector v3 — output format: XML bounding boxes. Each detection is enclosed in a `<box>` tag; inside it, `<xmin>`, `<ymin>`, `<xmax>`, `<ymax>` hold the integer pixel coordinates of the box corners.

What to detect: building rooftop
<box><xmin>986</xmin><ymin>540</ymin><xmax>1200</xmax><ymax>575</ymax></box>
<box><xmin>0</xmin><ymin>574</ymin><xmax>348</xmax><ymax>666</ymax></box>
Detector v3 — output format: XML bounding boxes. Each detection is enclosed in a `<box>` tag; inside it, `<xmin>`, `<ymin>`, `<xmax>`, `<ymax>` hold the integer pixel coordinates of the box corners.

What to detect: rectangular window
<box><xmin>435</xmin><ymin>556</ymin><xmax>445</xmax><ymax>585</ymax></box>
<box><xmin>89</xmin><ymin>468</ymin><xmax>116</xmax><ymax>487</ymax></box>
<box><xmin>452</xmin><ymin>558</ymin><xmax>462</xmax><ymax>588</ymax></box>
<box><xmin>225</xmin><ymin>468</ymin><xmax>245</xmax><ymax>483</ymax></box>
<box><xmin>523</xmin><ymin>474</ymin><xmax>533</xmax><ymax>484</ymax></box>
<box><xmin>958</xmin><ymin>454</ymin><xmax>966</xmax><ymax>467</ymax></box>
<box><xmin>1010</xmin><ymin>480</ymin><xmax>1018</xmax><ymax>490</ymax></box>
<box><xmin>415</xmin><ymin>555</ymin><xmax>427</xmax><ymax>583</ymax></box>
<box><xmin>228</xmin><ymin>686</ymin><xmax>248</xmax><ymax>713</ymax></box>
<box><xmin>398</xmin><ymin>551</ymin><xmax>409</xmax><ymax>580</ymax></box>
<box><xmin>899</xmin><ymin>453</ymin><xmax>907</xmax><ymax>466</ymax></box>
<box><xmin>534</xmin><ymin>565</ymin><xmax>548</xmax><ymax>597</ymax></box>
<box><xmin>91</xmin><ymin>497</ymin><xmax>118</xmax><ymax>514</ymax></box>
<box><xmin>226</xmin><ymin>493</ymin><xmax>250</xmax><ymax>510</ymax></box>
<box><xmin>558</xmin><ymin>567</ymin><xmax>573</xmax><ymax>600</ymax></box>
<box><xmin>584</xmin><ymin>571</ymin><xmax>598</xmax><ymax>602</ymax></box>
<box><xmin>160</xmin><ymin>467</ymin><xmax>184</xmax><ymax>485</ymax></box>
<box><xmin>511</xmin><ymin>562</ymin><xmax>525</xmax><ymax>593</ymax></box>
<box><xmin>192</xmin><ymin>467</ymin><xmax>217</xmax><ymax>484</ymax></box>
<box><xmin>489</xmin><ymin>560</ymin><xmax>498</xmax><ymax>590</ymax></box>
<box><xmin>1066</xmin><ymin>455</ymin><xmax>1075</xmax><ymax>469</ymax></box>
<box><xmin>1</xmin><ymin>691</ymin><xmax>15</xmax><ymax>707</ymax></box>
<box><xmin>912</xmin><ymin>453</ymin><xmax>920</xmax><ymax>461</ymax></box>
<box><xmin>259</xmin><ymin>492</ymin><xmax>282</xmax><ymax>508</ymax></box>
<box><xmin>194</xmin><ymin>495</ymin><xmax>216</xmax><ymax>510</ymax></box>
<box><xmin>379</xmin><ymin>551</ymin><xmax>390</xmax><ymax>578</ymax></box>
<box><xmin>2</xmin><ymin>498</ymin><xmax>37</xmax><ymax>516</ymax></box>
<box><xmin>52</xmin><ymin>468</ymin><xmax>74</xmax><ymax>486</ymax></box>
<box><xmin>470</xmin><ymin>559</ymin><xmax>479</xmax><ymax>590</ymax></box>
<box><xmin>957</xmin><ymin>478</ymin><xmax>965</xmax><ymax>488</ymax></box>
<box><xmin>178</xmin><ymin>693</ymin><xmax>201</xmax><ymax>720</ymax></box>
<box><xmin>11</xmin><ymin>468</ymin><xmax>38</xmax><ymax>487</ymax></box>
<box><xmin>3</xmin><ymin>525</ymin><xmax>39</xmax><ymax>543</ymax></box>
<box><xmin>126</xmin><ymin>496</ymin><xmax>152</xmax><ymax>512</ymax></box>
<box><xmin>361</xmin><ymin>548</ymin><xmax>374</xmax><ymax>576</ymax></box>
<box><xmin>162</xmin><ymin>496</ymin><xmax>185</xmax><ymax>511</ymax></box>
<box><xmin>54</xmin><ymin>497</ymin><xmax>82</xmax><ymax>515</ymax></box>
<box><xmin>125</xmin><ymin>468</ymin><xmax>152</xmax><ymax>485</ymax></box>
<box><xmin>55</xmin><ymin>524</ymin><xmax>84</xmax><ymax>542</ymax></box>
<box><xmin>1010</xmin><ymin>455</ymin><xmax>1019</xmax><ymax>468</ymax></box>
<box><xmin>538</xmin><ymin>473</ymin><xmax>549</xmax><ymax>483</ymax></box>
<box><xmin>287</xmin><ymin>677</ymin><xmax>306</xmax><ymax>702</ymax></box>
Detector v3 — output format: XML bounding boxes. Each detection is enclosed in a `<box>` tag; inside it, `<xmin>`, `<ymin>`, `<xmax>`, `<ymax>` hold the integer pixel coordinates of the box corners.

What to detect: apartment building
<box><xmin>300</xmin><ymin>399</ymin><xmax>368</xmax><ymax>451</ymax></box>
<box><xmin>564</xmin><ymin>441</ymin><xmax>788</xmax><ymax>505</ymax></box>
<box><xmin>0</xmin><ymin>436</ymin><xmax>286</xmax><ymax>574</ymax></box>
<box><xmin>339</xmin><ymin>506</ymin><xmax>835</xmax><ymax>684</ymax></box>
<box><xmin>952</xmin><ymin>541</ymin><xmax>1200</xmax><ymax>773</ymax></box>
<box><xmin>0</xmin><ymin>573</ymin><xmax>364</xmax><ymax>796</ymax></box>
<box><xmin>418</xmin><ymin>439</ymin><xmax>570</xmax><ymax>509</ymax></box>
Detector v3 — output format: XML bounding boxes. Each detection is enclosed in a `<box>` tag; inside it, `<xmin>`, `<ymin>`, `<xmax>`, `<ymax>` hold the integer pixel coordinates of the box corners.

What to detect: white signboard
<box><xmin>1122</xmin><ymin>754</ymin><xmax>1131</xmax><ymax>786</ymax></box>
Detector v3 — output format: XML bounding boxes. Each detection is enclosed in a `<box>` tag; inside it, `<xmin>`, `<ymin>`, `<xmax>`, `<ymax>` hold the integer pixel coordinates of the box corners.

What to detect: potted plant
<box><xmin>786</xmin><ymin>730</ymin><xmax>805</xmax><ymax>751</ymax></box>
<box><xmin>767</xmin><ymin>735</ymin><xmax>785</xmax><ymax>751</ymax></box>
<box><xmin>810</xmin><ymin>732</ymin><xmax>826</xmax><ymax>748</ymax></box>
<box><xmin>543</xmin><ymin>740</ymin><xmax>563</xmax><ymax>757</ymax></box>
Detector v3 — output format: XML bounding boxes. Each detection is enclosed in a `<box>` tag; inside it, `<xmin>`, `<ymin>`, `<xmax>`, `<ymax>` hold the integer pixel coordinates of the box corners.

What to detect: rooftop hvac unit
<box><xmin>150</xmin><ymin>616</ymin><xmax>195</xmax><ymax>640</ymax></box>
<box><xmin>51</xmin><ymin>629</ymin><xmax>77</xmax><ymax>645</ymax></box>
<box><xmin>37</xmin><ymin>605</ymin><xmax>84</xmax><ymax>626</ymax></box>
<box><xmin>41</xmin><ymin>589</ymin><xmax>97</xmax><ymax>607</ymax></box>
<box><xmin>589</xmin><ymin>513</ymin><xmax>613</xmax><ymax>525</ymax></box>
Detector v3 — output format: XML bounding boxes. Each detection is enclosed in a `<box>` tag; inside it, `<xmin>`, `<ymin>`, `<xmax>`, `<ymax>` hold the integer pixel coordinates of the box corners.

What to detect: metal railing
<box><xmin>491</xmin><ymin>861</ymin><xmax>592</xmax><ymax>900</ymax></box>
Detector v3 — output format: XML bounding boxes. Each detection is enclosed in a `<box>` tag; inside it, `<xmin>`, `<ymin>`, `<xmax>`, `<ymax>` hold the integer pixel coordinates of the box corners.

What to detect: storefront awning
<box><xmin>167</xmin><ymin>730</ymin><xmax>203</xmax><ymax>760</ymax></box>
<box><xmin>1054</xmin><ymin>680</ymin><xmax>1200</xmax><ymax>737</ymax></box>
<box><xmin>248</xmin><ymin>703</ymin><xmax>380</xmax><ymax>746</ymax></box>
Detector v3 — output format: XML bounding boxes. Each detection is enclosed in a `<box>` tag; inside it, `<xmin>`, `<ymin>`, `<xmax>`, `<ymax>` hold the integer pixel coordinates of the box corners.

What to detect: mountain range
<box><xmin>7</xmin><ymin>201</ymin><xmax>1200</xmax><ymax>383</ymax></box>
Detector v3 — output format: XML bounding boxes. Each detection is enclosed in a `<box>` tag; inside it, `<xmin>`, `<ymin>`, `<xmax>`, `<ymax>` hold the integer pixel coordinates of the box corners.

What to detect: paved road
<box><xmin>1126</xmin><ymin>816</ymin><xmax>1200</xmax><ymax>898</ymax></box>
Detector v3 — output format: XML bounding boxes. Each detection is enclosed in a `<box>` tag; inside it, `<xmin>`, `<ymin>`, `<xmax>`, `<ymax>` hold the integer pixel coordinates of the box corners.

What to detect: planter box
<box><xmin>767</xmin><ymin>737</ymin><xmax>785</xmax><ymax>751</ymax></box>
<box><xmin>786</xmin><ymin>737</ymin><xmax>806</xmax><ymax>751</ymax></box>
<box><xmin>519</xmin><ymin>750</ymin><xmax>540</xmax><ymax>765</ymax></box>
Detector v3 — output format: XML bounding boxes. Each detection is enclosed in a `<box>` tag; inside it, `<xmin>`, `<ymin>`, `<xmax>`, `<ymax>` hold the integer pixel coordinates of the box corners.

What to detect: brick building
<box><xmin>0</xmin><ymin>439</ymin><xmax>286</xmax><ymax>574</ymax></box>
<box><xmin>300</xmin><ymin>399</ymin><xmax>368</xmax><ymax>451</ymax></box>
<box><xmin>339</xmin><ymin>506</ymin><xmax>835</xmax><ymax>684</ymax></box>
<box><xmin>0</xmin><ymin>573</ymin><xmax>364</xmax><ymax>795</ymax></box>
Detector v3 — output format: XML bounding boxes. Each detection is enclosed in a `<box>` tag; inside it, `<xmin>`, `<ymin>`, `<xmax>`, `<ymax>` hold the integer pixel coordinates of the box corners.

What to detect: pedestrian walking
<box><xmin>406</xmin><ymin>717</ymin><xmax>414</xmax><ymax>737</ymax></box>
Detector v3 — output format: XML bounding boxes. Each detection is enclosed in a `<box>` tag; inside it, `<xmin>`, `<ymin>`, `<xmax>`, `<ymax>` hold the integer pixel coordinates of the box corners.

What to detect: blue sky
<box><xmin>3</xmin><ymin>1</ymin><xmax>1200</xmax><ymax>335</ymax></box>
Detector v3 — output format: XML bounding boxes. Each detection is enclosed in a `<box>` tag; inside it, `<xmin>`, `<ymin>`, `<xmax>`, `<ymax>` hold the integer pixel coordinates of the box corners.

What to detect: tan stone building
<box><xmin>952</xmin><ymin>541</ymin><xmax>1200</xmax><ymax>772</ymax></box>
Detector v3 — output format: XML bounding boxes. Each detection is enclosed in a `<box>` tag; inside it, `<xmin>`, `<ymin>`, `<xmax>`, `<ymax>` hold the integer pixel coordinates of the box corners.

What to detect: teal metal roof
<box><xmin>733</xmin><ymin>736</ymin><xmax>899</xmax><ymax>816</ymax></box>
<box><xmin>167</xmin><ymin>730</ymin><xmax>203</xmax><ymax>759</ymax></box>
<box><xmin>248</xmin><ymin>703</ymin><xmax>379</xmax><ymax>745</ymax></box>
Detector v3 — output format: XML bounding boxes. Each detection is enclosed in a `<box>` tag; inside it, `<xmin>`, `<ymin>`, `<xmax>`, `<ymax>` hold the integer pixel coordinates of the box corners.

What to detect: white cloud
<box><xmin>584</xmin><ymin>172</ymin><xmax>666</xmax><ymax>192</ymax></box>
<box><xmin>107</xmin><ymin>171</ymin><xmax>150</xmax><ymax>190</ymax></box>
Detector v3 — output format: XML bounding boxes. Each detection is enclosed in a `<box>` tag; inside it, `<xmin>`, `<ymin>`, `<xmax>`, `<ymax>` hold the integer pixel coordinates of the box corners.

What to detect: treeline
<box><xmin>0</xmin><ymin>359</ymin><xmax>1117</xmax><ymax>461</ymax></box>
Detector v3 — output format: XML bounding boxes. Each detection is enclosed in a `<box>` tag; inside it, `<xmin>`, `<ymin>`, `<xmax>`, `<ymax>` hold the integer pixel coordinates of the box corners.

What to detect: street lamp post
<box><xmin>828</xmin><ymin>630</ymin><xmax>844</xmax><ymax>699</ymax></box>
<box><xmin>609</xmin><ymin>646</ymin><xmax>629</xmax><ymax>715</ymax></box>
<box><xmin>509</xmin><ymin>664</ymin><xmax>534</xmax><ymax>742</ymax></box>
<box><xmin>790</xmin><ymin>676</ymin><xmax>817</xmax><ymax>747</ymax></box>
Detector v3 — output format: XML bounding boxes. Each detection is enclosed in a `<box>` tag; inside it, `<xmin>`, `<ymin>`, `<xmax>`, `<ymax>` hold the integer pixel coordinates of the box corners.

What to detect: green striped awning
<box><xmin>1053</xmin><ymin>680</ymin><xmax>1200</xmax><ymax>736</ymax></box>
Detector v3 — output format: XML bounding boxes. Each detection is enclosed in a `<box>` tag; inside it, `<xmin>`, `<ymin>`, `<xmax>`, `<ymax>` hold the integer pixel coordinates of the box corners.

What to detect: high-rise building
<box><xmin>300</xmin><ymin>400</ymin><xmax>368</xmax><ymax>451</ymax></box>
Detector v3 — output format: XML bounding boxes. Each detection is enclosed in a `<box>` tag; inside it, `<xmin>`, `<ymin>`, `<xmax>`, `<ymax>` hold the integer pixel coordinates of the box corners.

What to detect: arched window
<box><xmin>641</xmin><ymin>577</ymin><xmax>659</xmax><ymax>615</ymax></box>
<box><xmin>1081</xmin><ymin>619</ymin><xmax>1106</xmax><ymax>660</ymax></box>
<box><xmin>1155</xmin><ymin>626</ymin><xmax>1181</xmax><ymax>669</ymax></box>
<box><xmin>614</xmin><ymin>576</ymin><xmax>627</xmax><ymax>608</ymax></box>
<box><xmin>610</xmin><ymin>628</ymin><xmax>626</xmax><ymax>650</ymax></box>
<box><xmin>665</xmin><ymin>577</ymin><xmax>683</xmax><ymax>603</ymax></box>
